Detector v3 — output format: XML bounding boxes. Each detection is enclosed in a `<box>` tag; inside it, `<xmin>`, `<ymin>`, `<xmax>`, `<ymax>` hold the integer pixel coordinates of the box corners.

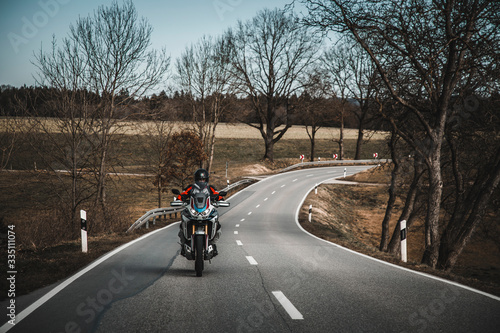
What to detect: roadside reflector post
<box><xmin>344</xmin><ymin>168</ymin><xmax>347</xmax><ymax>179</ymax></box>
<box><xmin>400</xmin><ymin>220</ymin><xmax>407</xmax><ymax>262</ymax></box>
<box><xmin>80</xmin><ymin>210</ymin><xmax>88</xmax><ymax>253</ymax></box>
<box><xmin>315</xmin><ymin>184</ymin><xmax>318</xmax><ymax>194</ymax></box>
<box><xmin>308</xmin><ymin>205</ymin><xmax>312</xmax><ymax>222</ymax></box>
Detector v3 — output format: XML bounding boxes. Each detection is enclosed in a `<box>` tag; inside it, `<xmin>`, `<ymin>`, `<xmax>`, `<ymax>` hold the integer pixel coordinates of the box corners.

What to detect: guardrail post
<box><xmin>80</xmin><ymin>210</ymin><xmax>88</xmax><ymax>253</ymax></box>
<box><xmin>400</xmin><ymin>220</ymin><xmax>407</xmax><ymax>262</ymax></box>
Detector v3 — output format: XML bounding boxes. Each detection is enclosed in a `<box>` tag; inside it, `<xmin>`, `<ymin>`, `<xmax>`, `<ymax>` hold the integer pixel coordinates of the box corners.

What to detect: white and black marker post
<box><xmin>400</xmin><ymin>220</ymin><xmax>407</xmax><ymax>262</ymax></box>
<box><xmin>80</xmin><ymin>210</ymin><xmax>88</xmax><ymax>253</ymax></box>
<box><xmin>308</xmin><ymin>205</ymin><xmax>312</xmax><ymax>222</ymax></box>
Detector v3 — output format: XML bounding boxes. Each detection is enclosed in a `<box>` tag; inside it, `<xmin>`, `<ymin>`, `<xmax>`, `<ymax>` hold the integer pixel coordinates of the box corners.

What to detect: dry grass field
<box><xmin>0</xmin><ymin>117</ymin><xmax>389</xmax><ymax>140</ymax></box>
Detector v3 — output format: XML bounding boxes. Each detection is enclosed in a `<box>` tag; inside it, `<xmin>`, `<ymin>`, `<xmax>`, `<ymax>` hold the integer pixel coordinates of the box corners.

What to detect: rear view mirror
<box><xmin>170</xmin><ymin>201</ymin><xmax>185</xmax><ymax>207</ymax></box>
<box><xmin>219</xmin><ymin>191</ymin><xmax>227</xmax><ymax>197</ymax></box>
<box><xmin>172</xmin><ymin>189</ymin><xmax>181</xmax><ymax>195</ymax></box>
<box><xmin>215</xmin><ymin>201</ymin><xmax>230</xmax><ymax>207</ymax></box>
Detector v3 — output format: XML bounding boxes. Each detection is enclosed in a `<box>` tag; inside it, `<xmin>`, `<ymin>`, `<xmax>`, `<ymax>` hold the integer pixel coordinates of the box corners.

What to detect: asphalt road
<box><xmin>2</xmin><ymin>166</ymin><xmax>499</xmax><ymax>333</ymax></box>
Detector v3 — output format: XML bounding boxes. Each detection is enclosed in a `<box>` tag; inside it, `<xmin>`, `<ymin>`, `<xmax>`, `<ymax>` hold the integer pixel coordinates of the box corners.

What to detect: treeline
<box><xmin>0</xmin><ymin>84</ymin><xmax>369</xmax><ymax>129</ymax></box>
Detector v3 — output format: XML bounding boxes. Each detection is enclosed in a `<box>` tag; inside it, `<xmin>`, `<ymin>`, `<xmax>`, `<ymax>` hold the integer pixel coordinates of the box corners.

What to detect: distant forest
<box><xmin>0</xmin><ymin>84</ymin><xmax>386</xmax><ymax>131</ymax></box>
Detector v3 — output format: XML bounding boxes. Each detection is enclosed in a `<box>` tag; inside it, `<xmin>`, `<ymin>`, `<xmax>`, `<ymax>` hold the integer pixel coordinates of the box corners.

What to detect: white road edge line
<box><xmin>272</xmin><ymin>291</ymin><xmax>304</xmax><ymax>320</ymax></box>
<box><xmin>246</xmin><ymin>256</ymin><xmax>258</xmax><ymax>265</ymax></box>
<box><xmin>0</xmin><ymin>223</ymin><xmax>179</xmax><ymax>332</ymax></box>
<box><xmin>294</xmin><ymin>176</ymin><xmax>500</xmax><ymax>302</ymax></box>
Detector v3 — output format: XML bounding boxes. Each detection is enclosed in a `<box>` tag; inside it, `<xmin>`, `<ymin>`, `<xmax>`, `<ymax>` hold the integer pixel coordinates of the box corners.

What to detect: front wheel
<box><xmin>195</xmin><ymin>235</ymin><xmax>204</xmax><ymax>277</ymax></box>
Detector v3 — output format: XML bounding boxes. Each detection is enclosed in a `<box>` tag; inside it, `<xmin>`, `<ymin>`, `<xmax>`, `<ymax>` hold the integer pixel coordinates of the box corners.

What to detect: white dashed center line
<box><xmin>235</xmin><ymin>224</ymin><xmax>240</xmax><ymax>228</ymax></box>
<box><xmin>272</xmin><ymin>291</ymin><xmax>303</xmax><ymax>320</ymax></box>
<box><xmin>256</xmin><ymin>204</ymin><xmax>260</xmax><ymax>208</ymax></box>
<box><xmin>246</xmin><ymin>256</ymin><xmax>258</xmax><ymax>265</ymax></box>
<box><xmin>248</xmin><ymin>212</ymin><xmax>252</xmax><ymax>215</ymax></box>
<box><xmin>234</xmin><ymin>231</ymin><xmax>239</xmax><ymax>235</ymax></box>
<box><xmin>236</xmin><ymin>240</ymin><xmax>243</xmax><ymax>246</ymax></box>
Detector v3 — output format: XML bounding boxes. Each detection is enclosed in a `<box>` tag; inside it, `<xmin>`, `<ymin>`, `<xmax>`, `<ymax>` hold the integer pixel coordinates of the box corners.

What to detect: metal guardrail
<box><xmin>126</xmin><ymin>178</ymin><xmax>255</xmax><ymax>233</ymax></box>
<box><xmin>279</xmin><ymin>159</ymin><xmax>391</xmax><ymax>173</ymax></box>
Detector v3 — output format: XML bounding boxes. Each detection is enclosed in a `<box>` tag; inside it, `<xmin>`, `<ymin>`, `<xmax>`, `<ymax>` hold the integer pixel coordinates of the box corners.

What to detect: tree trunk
<box><xmin>339</xmin><ymin>110</ymin><xmax>344</xmax><ymax>160</ymax></box>
<box><xmin>437</xmin><ymin>148</ymin><xmax>500</xmax><ymax>271</ymax></box>
<box><xmin>310</xmin><ymin>128</ymin><xmax>316</xmax><ymax>162</ymax></box>
<box><xmin>263</xmin><ymin>136</ymin><xmax>275</xmax><ymax>161</ymax></box>
<box><xmin>354</xmin><ymin>127</ymin><xmax>364</xmax><ymax>160</ymax></box>
<box><xmin>421</xmin><ymin>147</ymin><xmax>444</xmax><ymax>268</ymax></box>
<box><xmin>379</xmin><ymin>131</ymin><xmax>399</xmax><ymax>251</ymax></box>
<box><xmin>388</xmin><ymin>157</ymin><xmax>425</xmax><ymax>254</ymax></box>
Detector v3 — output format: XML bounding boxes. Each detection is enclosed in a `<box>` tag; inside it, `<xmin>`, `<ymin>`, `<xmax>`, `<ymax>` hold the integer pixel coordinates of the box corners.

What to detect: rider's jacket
<box><xmin>178</xmin><ymin>183</ymin><xmax>223</xmax><ymax>202</ymax></box>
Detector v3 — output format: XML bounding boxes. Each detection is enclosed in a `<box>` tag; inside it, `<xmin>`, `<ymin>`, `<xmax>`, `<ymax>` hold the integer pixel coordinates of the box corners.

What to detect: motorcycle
<box><xmin>171</xmin><ymin>183</ymin><xmax>229</xmax><ymax>277</ymax></box>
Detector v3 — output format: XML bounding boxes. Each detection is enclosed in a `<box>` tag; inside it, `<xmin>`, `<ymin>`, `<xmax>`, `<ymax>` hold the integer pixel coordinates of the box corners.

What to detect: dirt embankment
<box><xmin>298</xmin><ymin>165</ymin><xmax>500</xmax><ymax>297</ymax></box>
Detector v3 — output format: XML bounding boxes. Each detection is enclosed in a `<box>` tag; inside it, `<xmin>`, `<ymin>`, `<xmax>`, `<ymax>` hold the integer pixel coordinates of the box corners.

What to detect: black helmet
<box><xmin>194</xmin><ymin>168</ymin><xmax>209</xmax><ymax>183</ymax></box>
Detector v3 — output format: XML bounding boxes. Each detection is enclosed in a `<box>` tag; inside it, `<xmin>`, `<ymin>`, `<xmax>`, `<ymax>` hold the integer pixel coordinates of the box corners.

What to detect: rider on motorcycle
<box><xmin>177</xmin><ymin>168</ymin><xmax>223</xmax><ymax>255</ymax></box>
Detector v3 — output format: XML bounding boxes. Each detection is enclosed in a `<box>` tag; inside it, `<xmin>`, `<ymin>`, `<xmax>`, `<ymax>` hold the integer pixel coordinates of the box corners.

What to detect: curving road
<box><xmin>2</xmin><ymin>166</ymin><xmax>500</xmax><ymax>333</ymax></box>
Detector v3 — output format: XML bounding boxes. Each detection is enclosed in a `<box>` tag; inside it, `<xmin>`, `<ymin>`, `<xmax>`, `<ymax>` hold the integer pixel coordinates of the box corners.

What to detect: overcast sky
<box><xmin>0</xmin><ymin>0</ymin><xmax>303</xmax><ymax>91</ymax></box>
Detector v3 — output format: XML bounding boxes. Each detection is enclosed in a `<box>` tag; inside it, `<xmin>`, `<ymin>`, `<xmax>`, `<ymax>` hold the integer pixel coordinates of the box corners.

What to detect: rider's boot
<box><xmin>210</xmin><ymin>225</ymin><xmax>221</xmax><ymax>256</ymax></box>
<box><xmin>178</xmin><ymin>229</ymin><xmax>187</xmax><ymax>256</ymax></box>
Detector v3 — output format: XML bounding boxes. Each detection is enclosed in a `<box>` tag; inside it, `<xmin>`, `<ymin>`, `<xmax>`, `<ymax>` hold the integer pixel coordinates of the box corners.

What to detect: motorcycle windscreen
<box><xmin>191</xmin><ymin>190</ymin><xmax>210</xmax><ymax>213</ymax></box>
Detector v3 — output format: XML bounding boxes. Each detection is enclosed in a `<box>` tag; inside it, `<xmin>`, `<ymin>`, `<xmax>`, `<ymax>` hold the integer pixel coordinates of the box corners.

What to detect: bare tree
<box><xmin>146</xmin><ymin>118</ymin><xmax>175</xmax><ymax>209</ymax></box>
<box><xmin>226</xmin><ymin>8</ymin><xmax>321</xmax><ymax>161</ymax></box>
<box><xmin>321</xmin><ymin>44</ymin><xmax>354</xmax><ymax>160</ymax></box>
<box><xmin>303</xmin><ymin>0</ymin><xmax>500</xmax><ymax>268</ymax></box>
<box><xmin>296</xmin><ymin>70</ymin><xmax>335</xmax><ymax>161</ymax></box>
<box><xmin>0</xmin><ymin>115</ymin><xmax>19</xmax><ymax>171</ymax></box>
<box><xmin>161</xmin><ymin>130</ymin><xmax>208</xmax><ymax>189</ymax></box>
<box><xmin>69</xmin><ymin>0</ymin><xmax>170</xmax><ymax>209</ymax></box>
<box><xmin>33</xmin><ymin>37</ymin><xmax>97</xmax><ymax>229</ymax></box>
<box><xmin>176</xmin><ymin>35</ymin><xmax>233</xmax><ymax>172</ymax></box>
<box><xmin>342</xmin><ymin>40</ymin><xmax>380</xmax><ymax>160</ymax></box>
